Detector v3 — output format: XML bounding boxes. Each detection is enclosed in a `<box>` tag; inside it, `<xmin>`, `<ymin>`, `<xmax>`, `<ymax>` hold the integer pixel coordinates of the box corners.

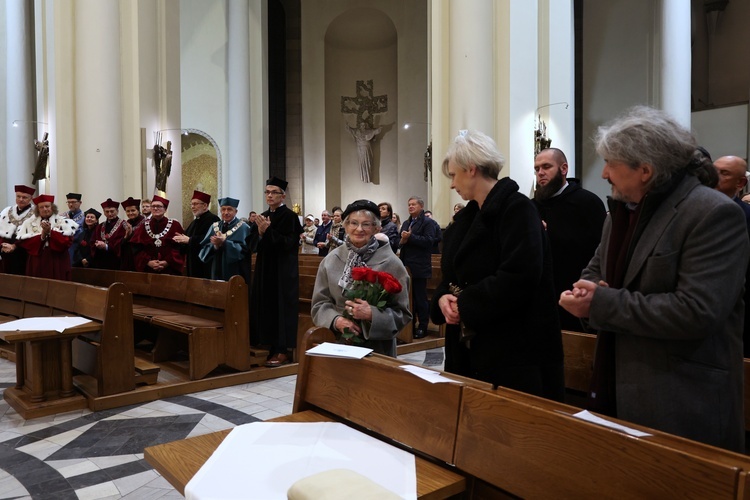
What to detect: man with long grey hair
<box><xmin>560</xmin><ymin>106</ymin><xmax>748</xmax><ymax>452</ymax></box>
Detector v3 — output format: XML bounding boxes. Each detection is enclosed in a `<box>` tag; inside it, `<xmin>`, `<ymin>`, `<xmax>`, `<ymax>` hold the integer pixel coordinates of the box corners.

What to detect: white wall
<box><xmin>692</xmin><ymin>104</ymin><xmax>749</xmax><ymax>159</ymax></box>
<box><xmin>581</xmin><ymin>0</ymin><xmax>656</xmax><ymax>202</ymax></box>
<box><xmin>302</xmin><ymin>0</ymin><xmax>427</xmax><ymax>217</ymax></box>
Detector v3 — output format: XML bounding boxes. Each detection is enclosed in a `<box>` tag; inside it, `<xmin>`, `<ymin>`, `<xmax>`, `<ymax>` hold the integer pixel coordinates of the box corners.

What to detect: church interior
<box><xmin>0</xmin><ymin>0</ymin><xmax>749</xmax><ymax>498</ymax></box>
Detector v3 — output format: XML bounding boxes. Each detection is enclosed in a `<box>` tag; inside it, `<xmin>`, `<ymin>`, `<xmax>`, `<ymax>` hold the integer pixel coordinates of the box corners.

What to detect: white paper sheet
<box><xmin>185</xmin><ymin>422</ymin><xmax>417</xmax><ymax>500</ymax></box>
<box><xmin>0</xmin><ymin>316</ymin><xmax>92</xmax><ymax>333</ymax></box>
<box><xmin>572</xmin><ymin>410</ymin><xmax>653</xmax><ymax>437</ymax></box>
<box><xmin>399</xmin><ymin>364</ymin><xmax>461</xmax><ymax>384</ymax></box>
<box><xmin>305</xmin><ymin>342</ymin><xmax>373</xmax><ymax>359</ymax></box>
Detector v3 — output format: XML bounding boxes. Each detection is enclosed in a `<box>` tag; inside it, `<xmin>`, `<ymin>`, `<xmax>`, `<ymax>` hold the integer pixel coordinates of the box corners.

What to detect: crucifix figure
<box><xmin>341</xmin><ymin>80</ymin><xmax>388</xmax><ymax>183</ymax></box>
<box><xmin>32</xmin><ymin>132</ymin><xmax>50</xmax><ymax>185</ymax></box>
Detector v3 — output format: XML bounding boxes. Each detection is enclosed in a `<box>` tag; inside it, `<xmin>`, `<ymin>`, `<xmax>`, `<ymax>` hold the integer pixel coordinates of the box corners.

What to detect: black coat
<box><xmin>182</xmin><ymin>210</ymin><xmax>221</xmax><ymax>279</ymax></box>
<box><xmin>533</xmin><ymin>181</ymin><xmax>606</xmax><ymax>331</ymax></box>
<box><xmin>430</xmin><ymin>178</ymin><xmax>564</xmax><ymax>400</ymax></box>
<box><xmin>249</xmin><ymin>204</ymin><xmax>302</xmax><ymax>350</ymax></box>
<box><xmin>399</xmin><ymin>212</ymin><xmax>439</xmax><ymax>278</ymax></box>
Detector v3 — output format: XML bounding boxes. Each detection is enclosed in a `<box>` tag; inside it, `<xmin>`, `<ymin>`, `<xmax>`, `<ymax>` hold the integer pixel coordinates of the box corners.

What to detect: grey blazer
<box><xmin>582</xmin><ymin>174</ymin><xmax>749</xmax><ymax>452</ymax></box>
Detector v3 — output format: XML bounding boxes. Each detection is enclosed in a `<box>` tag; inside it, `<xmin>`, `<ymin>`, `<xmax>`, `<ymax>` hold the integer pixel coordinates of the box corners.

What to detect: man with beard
<box><xmin>174</xmin><ymin>190</ymin><xmax>220</xmax><ymax>278</ymax></box>
<box><xmin>533</xmin><ymin>148</ymin><xmax>606</xmax><ymax>332</ymax></box>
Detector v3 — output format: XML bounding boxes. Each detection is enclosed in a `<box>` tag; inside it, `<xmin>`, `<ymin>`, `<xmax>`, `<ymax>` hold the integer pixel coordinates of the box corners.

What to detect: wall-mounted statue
<box><xmin>153</xmin><ymin>138</ymin><xmax>173</xmax><ymax>195</ymax></box>
<box><xmin>32</xmin><ymin>132</ymin><xmax>49</xmax><ymax>185</ymax></box>
<box><xmin>345</xmin><ymin>122</ymin><xmax>382</xmax><ymax>183</ymax></box>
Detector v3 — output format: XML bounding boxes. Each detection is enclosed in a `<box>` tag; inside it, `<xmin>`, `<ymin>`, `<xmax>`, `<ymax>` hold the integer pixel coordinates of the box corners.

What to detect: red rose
<box><xmin>351</xmin><ymin>267</ymin><xmax>369</xmax><ymax>281</ymax></box>
<box><xmin>380</xmin><ymin>274</ymin><xmax>403</xmax><ymax>294</ymax></box>
<box><xmin>364</xmin><ymin>268</ymin><xmax>379</xmax><ymax>283</ymax></box>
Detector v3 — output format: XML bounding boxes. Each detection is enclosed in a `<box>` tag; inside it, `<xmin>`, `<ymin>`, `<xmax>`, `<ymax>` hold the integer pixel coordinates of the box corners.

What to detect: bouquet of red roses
<box><xmin>340</xmin><ymin>266</ymin><xmax>403</xmax><ymax>344</ymax></box>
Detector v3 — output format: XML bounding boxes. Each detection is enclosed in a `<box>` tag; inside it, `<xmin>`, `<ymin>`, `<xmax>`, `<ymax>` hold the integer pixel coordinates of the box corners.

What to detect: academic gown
<box><xmin>67</xmin><ymin>209</ymin><xmax>85</xmax><ymax>262</ymax></box>
<box><xmin>130</xmin><ymin>216</ymin><xmax>185</xmax><ymax>275</ymax></box>
<box><xmin>0</xmin><ymin>204</ymin><xmax>34</xmax><ymax>275</ymax></box>
<box><xmin>120</xmin><ymin>215</ymin><xmax>145</xmax><ymax>271</ymax></box>
<box><xmin>90</xmin><ymin>218</ymin><xmax>128</xmax><ymax>270</ymax></box>
<box><xmin>183</xmin><ymin>210</ymin><xmax>220</xmax><ymax>278</ymax></box>
<box><xmin>72</xmin><ymin>225</ymin><xmax>97</xmax><ymax>267</ymax></box>
<box><xmin>199</xmin><ymin>217</ymin><xmax>252</xmax><ymax>284</ymax></box>
<box><xmin>16</xmin><ymin>214</ymin><xmax>78</xmax><ymax>280</ymax></box>
<box><xmin>249</xmin><ymin>204</ymin><xmax>302</xmax><ymax>351</ymax></box>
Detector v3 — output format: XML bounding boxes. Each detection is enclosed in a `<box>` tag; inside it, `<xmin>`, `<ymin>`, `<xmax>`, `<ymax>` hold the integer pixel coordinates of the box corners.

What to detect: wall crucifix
<box><xmin>341</xmin><ymin>80</ymin><xmax>388</xmax><ymax>183</ymax></box>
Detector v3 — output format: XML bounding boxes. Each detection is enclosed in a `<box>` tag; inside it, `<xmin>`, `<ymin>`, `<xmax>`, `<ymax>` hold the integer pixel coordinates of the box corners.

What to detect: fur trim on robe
<box><xmin>17</xmin><ymin>214</ymin><xmax>79</xmax><ymax>239</ymax></box>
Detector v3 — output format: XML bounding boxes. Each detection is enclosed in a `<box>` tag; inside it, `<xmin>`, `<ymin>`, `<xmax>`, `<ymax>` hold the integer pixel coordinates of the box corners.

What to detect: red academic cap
<box><xmin>152</xmin><ymin>195</ymin><xmax>170</xmax><ymax>209</ymax></box>
<box><xmin>15</xmin><ymin>185</ymin><xmax>35</xmax><ymax>196</ymax></box>
<box><xmin>191</xmin><ymin>191</ymin><xmax>211</xmax><ymax>204</ymax></box>
<box><xmin>33</xmin><ymin>194</ymin><xmax>54</xmax><ymax>205</ymax></box>
<box><xmin>121</xmin><ymin>197</ymin><xmax>141</xmax><ymax>209</ymax></box>
<box><xmin>101</xmin><ymin>198</ymin><xmax>120</xmax><ymax>210</ymax></box>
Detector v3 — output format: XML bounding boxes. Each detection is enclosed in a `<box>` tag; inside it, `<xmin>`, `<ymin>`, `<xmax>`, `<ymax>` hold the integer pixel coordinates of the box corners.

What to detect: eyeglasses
<box><xmin>264</xmin><ymin>190</ymin><xmax>283</xmax><ymax>196</ymax></box>
<box><xmin>190</xmin><ymin>202</ymin><xmax>206</xmax><ymax>206</ymax></box>
<box><xmin>151</xmin><ymin>204</ymin><xmax>165</xmax><ymax>210</ymax></box>
<box><xmin>346</xmin><ymin>221</ymin><xmax>375</xmax><ymax>230</ymax></box>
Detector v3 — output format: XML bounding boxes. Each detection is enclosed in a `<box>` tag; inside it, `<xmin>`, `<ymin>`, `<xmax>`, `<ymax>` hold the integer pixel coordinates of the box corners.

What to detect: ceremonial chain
<box><xmin>145</xmin><ymin>218</ymin><xmax>174</xmax><ymax>247</ymax></box>
<box><xmin>100</xmin><ymin>219</ymin><xmax>123</xmax><ymax>241</ymax></box>
<box><xmin>212</xmin><ymin>220</ymin><xmax>244</xmax><ymax>238</ymax></box>
<box><xmin>7</xmin><ymin>207</ymin><xmax>33</xmax><ymax>226</ymax></box>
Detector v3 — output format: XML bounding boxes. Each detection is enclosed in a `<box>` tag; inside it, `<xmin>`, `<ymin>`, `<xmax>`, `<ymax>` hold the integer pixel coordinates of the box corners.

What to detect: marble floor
<box><xmin>0</xmin><ymin>348</ymin><xmax>443</xmax><ymax>500</ymax></box>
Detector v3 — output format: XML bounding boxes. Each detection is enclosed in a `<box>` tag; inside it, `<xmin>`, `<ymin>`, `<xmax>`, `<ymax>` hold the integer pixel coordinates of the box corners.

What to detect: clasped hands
<box><xmin>558</xmin><ymin>279</ymin><xmax>608</xmax><ymax>318</ymax></box>
<box><xmin>256</xmin><ymin>215</ymin><xmax>270</xmax><ymax>236</ymax></box>
<box><xmin>147</xmin><ymin>260</ymin><xmax>169</xmax><ymax>272</ymax></box>
<box><xmin>438</xmin><ymin>294</ymin><xmax>460</xmax><ymax>324</ymax></box>
<box><xmin>334</xmin><ymin>298</ymin><xmax>373</xmax><ymax>334</ymax></box>
<box><xmin>399</xmin><ymin>228</ymin><xmax>411</xmax><ymax>245</ymax></box>
<box><xmin>210</xmin><ymin>234</ymin><xmax>226</xmax><ymax>248</ymax></box>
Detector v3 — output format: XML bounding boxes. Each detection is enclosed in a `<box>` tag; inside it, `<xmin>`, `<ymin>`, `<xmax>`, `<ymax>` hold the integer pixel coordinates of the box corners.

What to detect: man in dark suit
<box><xmin>560</xmin><ymin>106</ymin><xmax>748</xmax><ymax>452</ymax></box>
<box><xmin>313</xmin><ymin>210</ymin><xmax>332</xmax><ymax>257</ymax></box>
<box><xmin>714</xmin><ymin>155</ymin><xmax>750</xmax><ymax>357</ymax></box>
<box><xmin>399</xmin><ymin>196</ymin><xmax>440</xmax><ymax>339</ymax></box>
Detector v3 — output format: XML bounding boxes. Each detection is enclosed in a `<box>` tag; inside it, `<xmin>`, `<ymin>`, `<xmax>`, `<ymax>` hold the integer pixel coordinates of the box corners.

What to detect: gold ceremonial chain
<box><xmin>7</xmin><ymin>206</ymin><xmax>34</xmax><ymax>226</ymax></box>
<box><xmin>100</xmin><ymin>218</ymin><xmax>123</xmax><ymax>241</ymax></box>
<box><xmin>145</xmin><ymin>218</ymin><xmax>174</xmax><ymax>247</ymax></box>
<box><xmin>212</xmin><ymin>220</ymin><xmax>244</xmax><ymax>238</ymax></box>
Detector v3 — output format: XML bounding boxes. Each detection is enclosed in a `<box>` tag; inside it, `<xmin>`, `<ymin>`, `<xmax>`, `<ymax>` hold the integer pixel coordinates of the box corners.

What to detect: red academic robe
<box><xmin>16</xmin><ymin>214</ymin><xmax>77</xmax><ymax>280</ymax></box>
<box><xmin>90</xmin><ymin>218</ymin><xmax>127</xmax><ymax>270</ymax></box>
<box><xmin>130</xmin><ymin>217</ymin><xmax>185</xmax><ymax>275</ymax></box>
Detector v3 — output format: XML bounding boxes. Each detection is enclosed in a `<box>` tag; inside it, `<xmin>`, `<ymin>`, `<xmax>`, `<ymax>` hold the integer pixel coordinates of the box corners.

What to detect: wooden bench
<box><xmin>145</xmin><ymin>326</ymin><xmax>492</xmax><ymax>498</ymax></box>
<box><xmin>72</xmin><ymin>269</ymin><xmax>251</xmax><ymax>380</ymax></box>
<box><xmin>146</xmin><ymin>326</ymin><xmax>750</xmax><ymax>499</ymax></box>
<box><xmin>0</xmin><ymin>274</ymin><xmax>148</xmax><ymax>417</ymax></box>
<box><xmin>455</xmin><ymin>384</ymin><xmax>750</xmax><ymax>498</ymax></box>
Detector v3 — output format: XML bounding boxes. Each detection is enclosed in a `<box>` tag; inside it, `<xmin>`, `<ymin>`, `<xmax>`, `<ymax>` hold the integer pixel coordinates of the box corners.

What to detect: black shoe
<box><xmin>413</xmin><ymin>327</ymin><xmax>427</xmax><ymax>339</ymax></box>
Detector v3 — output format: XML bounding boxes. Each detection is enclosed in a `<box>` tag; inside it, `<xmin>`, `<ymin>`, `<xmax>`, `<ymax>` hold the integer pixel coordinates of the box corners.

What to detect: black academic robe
<box><xmin>249</xmin><ymin>204</ymin><xmax>302</xmax><ymax>352</ymax></box>
<box><xmin>182</xmin><ymin>210</ymin><xmax>220</xmax><ymax>278</ymax></box>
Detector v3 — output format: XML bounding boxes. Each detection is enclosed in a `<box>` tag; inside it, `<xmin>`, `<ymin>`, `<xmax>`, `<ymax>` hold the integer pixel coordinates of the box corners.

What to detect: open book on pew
<box><xmin>305</xmin><ymin>342</ymin><xmax>373</xmax><ymax>359</ymax></box>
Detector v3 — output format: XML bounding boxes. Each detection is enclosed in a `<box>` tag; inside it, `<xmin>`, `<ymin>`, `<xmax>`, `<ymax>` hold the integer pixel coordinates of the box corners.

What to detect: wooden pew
<box><xmin>72</xmin><ymin>269</ymin><xmax>251</xmax><ymax>380</ymax></box>
<box><xmin>455</xmin><ymin>385</ymin><xmax>750</xmax><ymax>498</ymax></box>
<box><xmin>0</xmin><ymin>274</ymin><xmax>143</xmax><ymax>417</ymax></box>
<box><xmin>146</xmin><ymin>327</ymin><xmax>490</xmax><ymax>498</ymax></box>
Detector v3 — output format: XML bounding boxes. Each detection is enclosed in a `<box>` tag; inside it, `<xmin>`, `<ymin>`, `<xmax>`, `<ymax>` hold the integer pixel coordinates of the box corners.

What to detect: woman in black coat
<box><xmin>430</xmin><ymin>130</ymin><xmax>564</xmax><ymax>401</ymax></box>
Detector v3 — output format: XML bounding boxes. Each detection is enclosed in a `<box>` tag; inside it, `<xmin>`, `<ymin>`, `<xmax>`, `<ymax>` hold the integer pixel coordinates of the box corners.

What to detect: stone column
<box><xmin>660</xmin><ymin>0</ymin><xmax>691</xmax><ymax>127</ymax></box>
<box><xmin>227</xmin><ymin>0</ymin><xmax>254</xmax><ymax>208</ymax></box>
<box><xmin>5</xmin><ymin>0</ymin><xmax>36</xmax><ymax>198</ymax></box>
<box><xmin>74</xmin><ymin>0</ymin><xmax>124</xmax><ymax>200</ymax></box>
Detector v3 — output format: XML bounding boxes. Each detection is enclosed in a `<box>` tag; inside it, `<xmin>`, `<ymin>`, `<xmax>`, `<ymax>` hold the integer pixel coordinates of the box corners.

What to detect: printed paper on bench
<box><xmin>305</xmin><ymin>342</ymin><xmax>373</xmax><ymax>359</ymax></box>
<box><xmin>0</xmin><ymin>316</ymin><xmax>92</xmax><ymax>333</ymax></box>
<box><xmin>572</xmin><ymin>410</ymin><xmax>652</xmax><ymax>437</ymax></box>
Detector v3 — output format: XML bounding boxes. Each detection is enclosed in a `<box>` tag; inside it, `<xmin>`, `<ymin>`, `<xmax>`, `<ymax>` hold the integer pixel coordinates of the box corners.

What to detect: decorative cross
<box><xmin>340</xmin><ymin>80</ymin><xmax>388</xmax><ymax>129</ymax></box>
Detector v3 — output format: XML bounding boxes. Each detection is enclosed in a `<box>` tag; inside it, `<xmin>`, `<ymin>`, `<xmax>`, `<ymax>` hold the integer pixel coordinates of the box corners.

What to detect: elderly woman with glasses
<box><xmin>312</xmin><ymin>200</ymin><xmax>412</xmax><ymax>357</ymax></box>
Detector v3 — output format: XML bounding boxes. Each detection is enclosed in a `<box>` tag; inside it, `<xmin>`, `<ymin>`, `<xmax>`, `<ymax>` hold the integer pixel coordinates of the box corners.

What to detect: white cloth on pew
<box><xmin>185</xmin><ymin>422</ymin><xmax>416</xmax><ymax>500</ymax></box>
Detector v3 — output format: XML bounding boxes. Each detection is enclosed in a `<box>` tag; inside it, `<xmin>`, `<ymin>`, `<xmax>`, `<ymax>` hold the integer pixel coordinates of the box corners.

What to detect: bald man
<box><xmin>714</xmin><ymin>155</ymin><xmax>750</xmax><ymax>357</ymax></box>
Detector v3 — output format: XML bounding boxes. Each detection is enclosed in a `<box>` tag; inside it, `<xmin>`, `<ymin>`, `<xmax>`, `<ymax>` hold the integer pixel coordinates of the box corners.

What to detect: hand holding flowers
<box><xmin>338</xmin><ymin>266</ymin><xmax>403</xmax><ymax>345</ymax></box>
